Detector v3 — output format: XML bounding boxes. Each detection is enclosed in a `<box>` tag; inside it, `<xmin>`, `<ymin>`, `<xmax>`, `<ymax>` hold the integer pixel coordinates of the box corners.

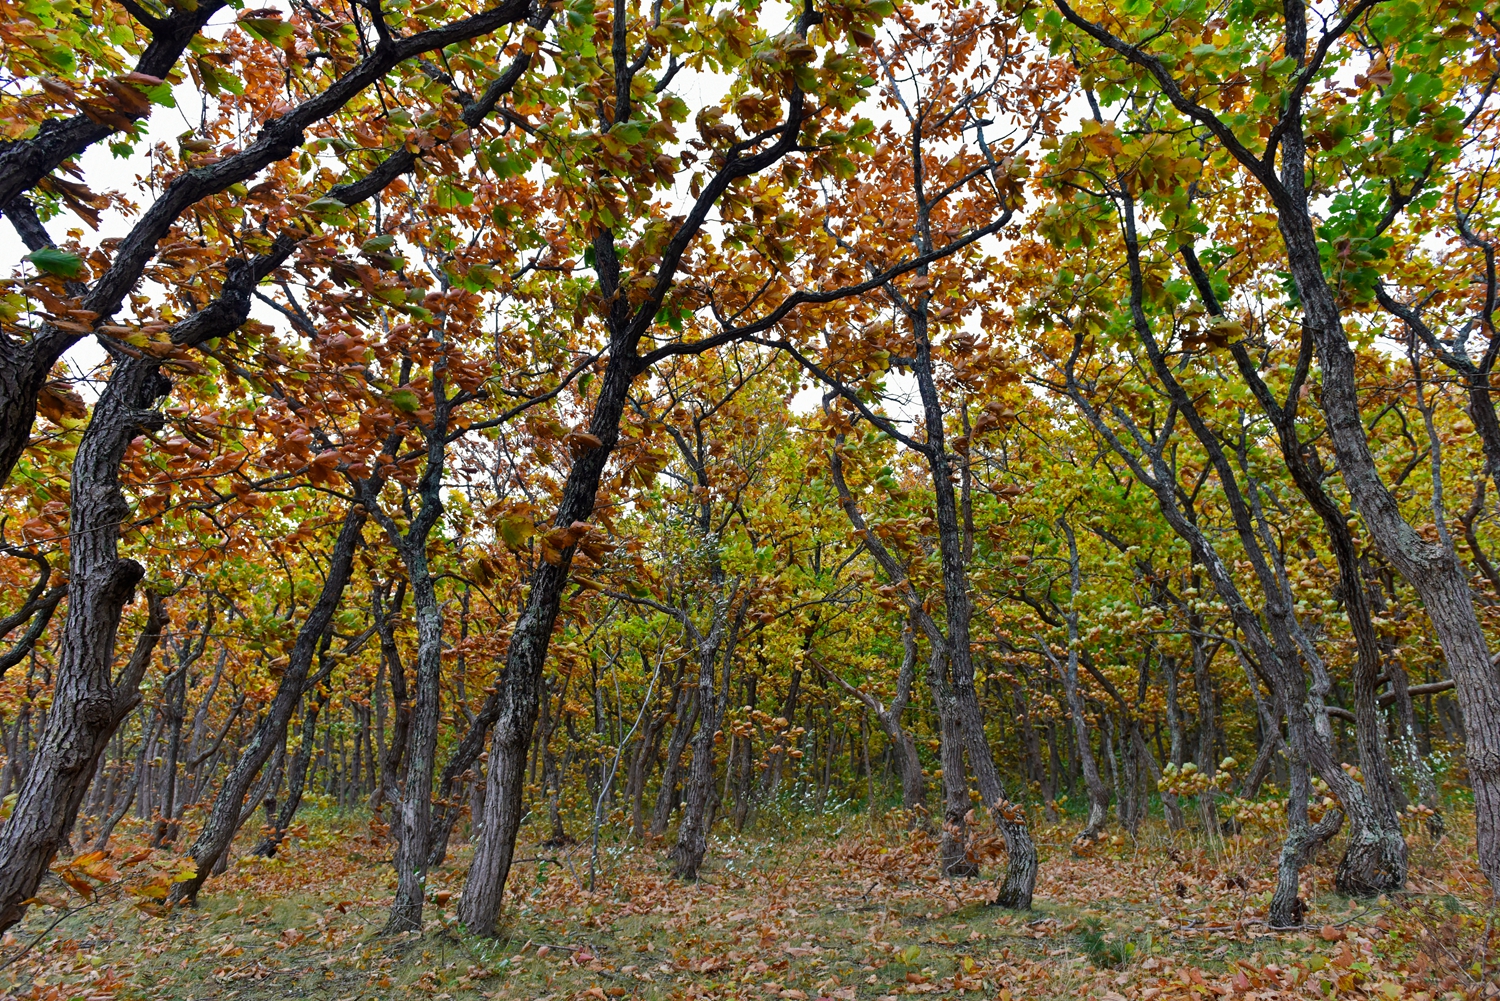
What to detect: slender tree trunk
<box><xmin>628</xmin><ymin>664</ymin><xmax>678</xmax><ymax>838</ymax></box>
<box><xmin>370</xmin><ymin>582</ymin><xmax>410</xmax><ymax>816</ymax></box>
<box><xmin>172</xmin><ymin>504</ymin><xmax>368</xmax><ymax>904</ymax></box>
<box><xmin>383</xmin><ymin>548</ymin><xmax>445</xmax><ymax>934</ymax></box>
<box><xmin>672</xmin><ymin>585</ymin><xmax>748</xmax><ymax>880</ymax></box>
<box><xmin>458</xmin><ymin>329</ymin><xmax>640</xmax><ymax>937</ymax></box>
<box><xmin>732</xmin><ymin>674</ymin><xmax>757</xmax><ymax>830</ymax></box>
<box><xmin>650</xmin><ymin>687</ymin><xmax>698</xmax><ymax>837</ymax></box>
<box><xmin>152</xmin><ymin>611</ymin><xmax>209</xmax><ymax>849</ymax></box>
<box><xmin>93</xmin><ymin>727</ymin><xmax>150</xmax><ymax>851</ymax></box>
<box><xmin>763</xmin><ymin>660</ymin><xmax>806</xmax><ymax>798</ymax></box>
<box><xmin>1054</xmin><ymin>518</ymin><xmax>1111</xmax><ymax>844</ymax></box>
<box><xmin>427</xmin><ymin>691</ymin><xmax>500</xmax><ymax>868</ymax></box>
<box><xmin>252</xmin><ymin>684</ymin><xmax>329</xmax><ymax>858</ymax></box>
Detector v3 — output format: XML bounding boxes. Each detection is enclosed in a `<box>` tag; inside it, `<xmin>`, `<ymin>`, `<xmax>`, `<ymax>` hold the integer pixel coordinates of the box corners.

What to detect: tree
<box><xmin>1044</xmin><ymin>0</ymin><xmax>1500</xmax><ymax>895</ymax></box>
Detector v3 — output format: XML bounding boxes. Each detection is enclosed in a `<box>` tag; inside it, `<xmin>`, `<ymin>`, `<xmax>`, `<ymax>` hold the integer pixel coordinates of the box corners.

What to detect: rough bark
<box><xmin>173</xmin><ymin>503</ymin><xmax>367</xmax><ymax>904</ymax></box>
<box><xmin>369</xmin><ymin>581</ymin><xmax>410</xmax><ymax>816</ymax></box>
<box><xmin>1184</xmin><ymin>244</ymin><xmax>1407</xmax><ymax>890</ymax></box>
<box><xmin>457</xmin><ymin>335</ymin><xmax>645</xmax><ymax>935</ymax></box>
<box><xmin>366</xmin><ymin>381</ymin><xmax>450</xmax><ymax>935</ymax></box>
<box><xmin>0</xmin><ymin>292</ymin><xmax>252</xmax><ymax>928</ymax></box>
<box><xmin>910</xmin><ymin>313</ymin><xmax>1038</xmax><ymax>907</ymax></box>
<box><xmin>457</xmin><ymin>12</ymin><xmax>816</xmax><ymax>931</ymax></box>
<box><xmin>671</xmin><ymin>586</ymin><xmax>749</xmax><ymax>879</ymax></box>
<box><xmin>931</xmin><ymin>647</ymin><xmax>979</xmax><ymax>878</ymax></box>
<box><xmin>1054</xmin><ymin>0</ymin><xmax>1500</xmax><ymax>895</ymax></box>
<box><xmin>426</xmin><ymin>690</ymin><xmax>501</xmax><ymax>868</ymax></box>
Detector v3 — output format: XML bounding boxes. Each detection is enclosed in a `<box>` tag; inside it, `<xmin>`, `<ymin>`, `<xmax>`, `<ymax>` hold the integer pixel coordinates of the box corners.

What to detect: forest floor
<box><xmin>0</xmin><ymin>809</ymin><xmax>1495</xmax><ymax>1001</ymax></box>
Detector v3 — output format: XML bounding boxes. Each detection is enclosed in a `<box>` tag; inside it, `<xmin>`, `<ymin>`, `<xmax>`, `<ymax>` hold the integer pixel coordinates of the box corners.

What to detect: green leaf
<box><xmin>387</xmin><ymin>388</ymin><xmax>421</xmax><ymax>412</ymax></box>
<box><xmin>240</xmin><ymin>17</ymin><xmax>297</xmax><ymax>42</ymax></box>
<box><xmin>24</xmin><ymin>248</ymin><xmax>84</xmax><ymax>279</ymax></box>
<box><xmin>497</xmin><ymin>514</ymin><xmax>535</xmax><ymax>550</ymax></box>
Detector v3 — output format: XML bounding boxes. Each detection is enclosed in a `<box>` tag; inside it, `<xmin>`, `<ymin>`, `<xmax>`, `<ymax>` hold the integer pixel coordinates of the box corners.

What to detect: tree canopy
<box><xmin>0</xmin><ymin>0</ymin><xmax>1497</xmax><ymax>994</ymax></box>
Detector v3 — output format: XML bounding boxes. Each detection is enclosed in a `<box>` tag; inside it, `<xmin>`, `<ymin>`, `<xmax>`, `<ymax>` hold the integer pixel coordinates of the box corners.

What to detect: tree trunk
<box><xmin>172</xmin><ymin>503</ymin><xmax>367</xmax><ymax>904</ymax></box>
<box><xmin>0</xmin><ymin>346</ymin><xmax>171</xmax><ymax>932</ymax></box>
<box><xmin>458</xmin><ymin>328</ymin><xmax>640</xmax><ymax>937</ymax></box>
<box><xmin>932</xmin><ymin>648</ymin><xmax>978</xmax><ymax>879</ymax></box>
<box><xmin>369</xmin><ymin>581</ymin><xmax>410</xmax><ymax>815</ymax></box>
<box><xmin>912</xmin><ymin>323</ymin><xmax>1038</xmax><ymax>907</ymax></box>
<box><xmin>92</xmin><ymin>726</ymin><xmax>151</xmax><ymax>851</ymax></box>
<box><xmin>151</xmin><ymin>610</ymin><xmax>210</xmax><ymax>849</ymax></box>
<box><xmin>252</xmin><ymin>682</ymin><xmax>329</xmax><ymax>858</ymax></box>
<box><xmin>627</xmin><ymin>663</ymin><xmax>678</xmax><ymax>838</ymax></box>
<box><xmin>650</xmin><ymin>687</ymin><xmax>698</xmax><ymax>837</ymax></box>
<box><xmin>762</xmin><ymin>661</ymin><xmax>805</xmax><ymax>799</ymax></box>
<box><xmin>671</xmin><ymin>586</ymin><xmax>748</xmax><ymax>880</ymax></box>
<box><xmin>732</xmin><ymin>674</ymin><xmax>757</xmax><ymax>830</ymax></box>
<box><xmin>381</xmin><ymin>530</ymin><xmax>446</xmax><ymax>933</ymax></box>
<box><xmin>1273</xmin><ymin>12</ymin><xmax>1498</xmax><ymax>892</ymax></box>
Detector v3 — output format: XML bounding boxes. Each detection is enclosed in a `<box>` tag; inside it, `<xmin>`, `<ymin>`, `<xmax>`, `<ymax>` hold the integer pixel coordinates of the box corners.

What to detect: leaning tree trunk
<box><xmin>458</xmin><ymin>337</ymin><xmax>638</xmax><ymax>937</ymax></box>
<box><xmin>881</xmin><ymin>621</ymin><xmax>928</xmax><ymax>822</ymax></box>
<box><xmin>173</xmin><ymin>503</ymin><xmax>368</xmax><ymax>904</ymax></box>
<box><xmin>92</xmin><ymin>711</ymin><xmax>153</xmax><ymax>851</ymax></box>
<box><xmin>252</xmin><ymin>684</ymin><xmax>328</xmax><ymax>858</ymax></box>
<box><xmin>1193</xmin><ymin>239</ymin><xmax>1409</xmax><ymax>892</ymax></box>
<box><xmin>1288</xmin><ymin>234</ymin><xmax>1500</xmax><ymax>885</ymax></box>
<box><xmin>426</xmin><ymin>691</ymin><xmax>500</xmax><ymax>868</ymax></box>
<box><xmin>1268</xmin><ymin>19</ymin><xmax>1500</xmax><ymax>893</ymax></box>
<box><xmin>151</xmin><ymin>612</ymin><xmax>209</xmax><ymax>850</ymax></box>
<box><xmin>0</xmin><ymin>347</ymin><xmax>171</xmax><ymax>933</ymax></box>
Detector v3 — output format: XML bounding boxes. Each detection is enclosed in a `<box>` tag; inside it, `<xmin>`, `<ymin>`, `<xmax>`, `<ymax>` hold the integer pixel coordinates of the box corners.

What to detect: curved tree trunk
<box><xmin>173</xmin><ymin>503</ymin><xmax>367</xmax><ymax>905</ymax></box>
<box><xmin>458</xmin><ymin>330</ymin><xmax>640</xmax><ymax>937</ymax></box>
<box><xmin>0</xmin><ymin>346</ymin><xmax>172</xmax><ymax>933</ymax></box>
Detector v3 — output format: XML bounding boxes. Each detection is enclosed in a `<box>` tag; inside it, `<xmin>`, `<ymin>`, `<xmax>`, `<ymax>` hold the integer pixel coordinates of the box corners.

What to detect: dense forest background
<box><xmin>0</xmin><ymin>0</ymin><xmax>1497</xmax><ymax>996</ymax></box>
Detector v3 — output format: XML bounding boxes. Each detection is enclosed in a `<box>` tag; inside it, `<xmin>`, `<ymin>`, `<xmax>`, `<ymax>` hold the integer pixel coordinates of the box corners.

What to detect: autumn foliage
<box><xmin>0</xmin><ymin>0</ymin><xmax>1497</xmax><ymax>996</ymax></box>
